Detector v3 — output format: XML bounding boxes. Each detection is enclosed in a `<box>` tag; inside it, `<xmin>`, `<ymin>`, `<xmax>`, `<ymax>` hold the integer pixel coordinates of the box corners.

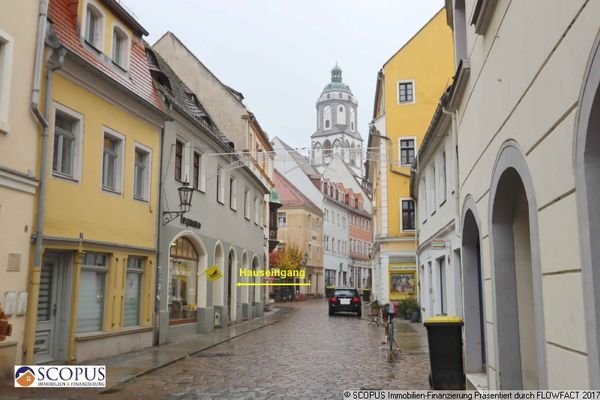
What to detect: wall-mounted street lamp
<box><xmin>163</xmin><ymin>182</ymin><xmax>194</xmax><ymax>225</ymax></box>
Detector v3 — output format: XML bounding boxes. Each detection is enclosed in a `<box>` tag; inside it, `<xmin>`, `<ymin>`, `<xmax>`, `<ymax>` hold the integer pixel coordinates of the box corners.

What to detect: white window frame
<box><xmin>124</xmin><ymin>256</ymin><xmax>144</xmax><ymax>327</ymax></box>
<box><xmin>244</xmin><ymin>188</ymin><xmax>251</xmax><ymax>220</ymax></box>
<box><xmin>428</xmin><ymin>166</ymin><xmax>436</xmax><ymax>216</ymax></box>
<box><xmin>133</xmin><ymin>142</ymin><xmax>151</xmax><ymax>202</ymax></box>
<box><xmin>400</xmin><ymin>198</ymin><xmax>416</xmax><ymax>232</ymax></box>
<box><xmin>77</xmin><ymin>252</ymin><xmax>108</xmax><ymax>333</ymax></box>
<box><xmin>82</xmin><ymin>0</ymin><xmax>105</xmax><ymax>51</ymax></box>
<box><xmin>397</xmin><ymin>79</ymin><xmax>416</xmax><ymax>105</ymax></box>
<box><xmin>0</xmin><ymin>29</ymin><xmax>14</xmax><ymax>134</ymax></box>
<box><xmin>278</xmin><ymin>211</ymin><xmax>286</xmax><ymax>227</ymax></box>
<box><xmin>439</xmin><ymin>151</ymin><xmax>447</xmax><ymax>205</ymax></box>
<box><xmin>229</xmin><ymin>175</ymin><xmax>237</xmax><ymax>211</ymax></box>
<box><xmin>420</xmin><ymin>177</ymin><xmax>428</xmax><ymax>224</ymax></box>
<box><xmin>254</xmin><ymin>196</ymin><xmax>260</xmax><ymax>225</ymax></box>
<box><xmin>192</xmin><ymin>148</ymin><xmax>205</xmax><ymax>193</ymax></box>
<box><xmin>111</xmin><ymin>22</ymin><xmax>131</xmax><ymax>70</ymax></box>
<box><xmin>216</xmin><ymin>165</ymin><xmax>224</xmax><ymax>204</ymax></box>
<box><xmin>51</xmin><ymin>103</ymin><xmax>85</xmax><ymax>182</ymax></box>
<box><xmin>101</xmin><ymin>127</ymin><xmax>125</xmax><ymax>194</ymax></box>
<box><xmin>398</xmin><ymin>136</ymin><xmax>417</xmax><ymax>166</ymax></box>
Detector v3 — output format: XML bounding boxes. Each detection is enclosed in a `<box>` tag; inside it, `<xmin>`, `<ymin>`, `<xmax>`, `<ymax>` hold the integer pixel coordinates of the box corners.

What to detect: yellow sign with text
<box><xmin>205</xmin><ymin>265</ymin><xmax>223</xmax><ymax>282</ymax></box>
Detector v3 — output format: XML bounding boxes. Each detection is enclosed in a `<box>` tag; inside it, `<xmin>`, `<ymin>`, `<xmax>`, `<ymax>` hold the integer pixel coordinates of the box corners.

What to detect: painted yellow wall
<box><xmin>383</xmin><ymin>9</ymin><xmax>454</xmax><ymax>238</ymax></box>
<box><xmin>45</xmin><ymin>74</ymin><xmax>160</xmax><ymax>249</ymax></box>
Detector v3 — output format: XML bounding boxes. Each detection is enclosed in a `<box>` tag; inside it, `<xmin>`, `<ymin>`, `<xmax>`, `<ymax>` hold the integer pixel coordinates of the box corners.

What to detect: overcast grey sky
<box><xmin>124</xmin><ymin>0</ymin><xmax>444</xmax><ymax>150</ymax></box>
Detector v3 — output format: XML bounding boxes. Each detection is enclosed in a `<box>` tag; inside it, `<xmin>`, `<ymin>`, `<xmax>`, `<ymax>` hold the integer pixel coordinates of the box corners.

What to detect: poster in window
<box><xmin>389</xmin><ymin>271</ymin><xmax>415</xmax><ymax>301</ymax></box>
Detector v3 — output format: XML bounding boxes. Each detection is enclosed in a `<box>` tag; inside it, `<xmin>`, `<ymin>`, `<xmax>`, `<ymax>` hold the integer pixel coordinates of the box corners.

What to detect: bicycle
<box><xmin>379</xmin><ymin>304</ymin><xmax>401</xmax><ymax>362</ymax></box>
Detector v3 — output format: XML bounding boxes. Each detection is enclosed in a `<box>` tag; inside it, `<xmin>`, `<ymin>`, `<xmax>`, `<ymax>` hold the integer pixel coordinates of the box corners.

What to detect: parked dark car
<box><xmin>328</xmin><ymin>288</ymin><xmax>362</xmax><ymax>317</ymax></box>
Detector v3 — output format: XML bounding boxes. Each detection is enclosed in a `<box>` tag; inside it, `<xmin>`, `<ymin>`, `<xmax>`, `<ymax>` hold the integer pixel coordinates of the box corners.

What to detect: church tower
<box><xmin>311</xmin><ymin>65</ymin><xmax>363</xmax><ymax>176</ymax></box>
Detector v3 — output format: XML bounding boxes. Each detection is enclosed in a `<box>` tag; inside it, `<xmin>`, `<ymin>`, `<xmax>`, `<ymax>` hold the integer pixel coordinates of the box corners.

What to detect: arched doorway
<box><xmin>575</xmin><ymin>31</ymin><xmax>600</xmax><ymax>387</ymax></box>
<box><xmin>250</xmin><ymin>256</ymin><xmax>258</xmax><ymax>307</ymax></box>
<box><xmin>227</xmin><ymin>248</ymin><xmax>237</xmax><ymax>322</ymax></box>
<box><xmin>168</xmin><ymin>237</ymin><xmax>200</xmax><ymax>325</ymax></box>
<box><xmin>490</xmin><ymin>143</ymin><xmax>546</xmax><ymax>389</ymax></box>
<box><xmin>462</xmin><ymin>198</ymin><xmax>486</xmax><ymax>375</ymax></box>
<box><xmin>213</xmin><ymin>242</ymin><xmax>224</xmax><ymax>309</ymax></box>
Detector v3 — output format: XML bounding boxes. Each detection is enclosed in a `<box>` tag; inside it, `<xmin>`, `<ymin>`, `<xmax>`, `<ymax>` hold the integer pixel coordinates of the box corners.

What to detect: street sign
<box><xmin>205</xmin><ymin>265</ymin><xmax>223</xmax><ymax>282</ymax></box>
<box><xmin>431</xmin><ymin>239</ymin><xmax>447</xmax><ymax>250</ymax></box>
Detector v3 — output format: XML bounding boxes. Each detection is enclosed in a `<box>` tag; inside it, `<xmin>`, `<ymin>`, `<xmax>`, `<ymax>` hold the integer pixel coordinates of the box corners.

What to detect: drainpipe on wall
<box><xmin>153</xmin><ymin>125</ymin><xmax>166</xmax><ymax>346</ymax></box>
<box><xmin>441</xmin><ymin>106</ymin><xmax>460</xmax><ymax>233</ymax></box>
<box><xmin>25</xmin><ymin>0</ymin><xmax>66</xmax><ymax>363</ymax></box>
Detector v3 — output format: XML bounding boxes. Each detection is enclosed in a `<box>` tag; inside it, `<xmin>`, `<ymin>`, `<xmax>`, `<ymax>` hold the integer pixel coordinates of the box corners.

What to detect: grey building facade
<box><xmin>147</xmin><ymin>47</ymin><xmax>268</xmax><ymax>344</ymax></box>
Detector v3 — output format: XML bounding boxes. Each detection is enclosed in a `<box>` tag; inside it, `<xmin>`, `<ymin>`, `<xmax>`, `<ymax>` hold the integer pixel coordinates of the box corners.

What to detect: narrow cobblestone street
<box><xmin>1</xmin><ymin>300</ymin><xmax>430</xmax><ymax>400</ymax></box>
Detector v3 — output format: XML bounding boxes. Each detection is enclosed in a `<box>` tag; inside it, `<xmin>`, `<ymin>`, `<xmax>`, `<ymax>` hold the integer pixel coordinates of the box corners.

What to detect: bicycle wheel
<box><xmin>387</xmin><ymin>321</ymin><xmax>394</xmax><ymax>361</ymax></box>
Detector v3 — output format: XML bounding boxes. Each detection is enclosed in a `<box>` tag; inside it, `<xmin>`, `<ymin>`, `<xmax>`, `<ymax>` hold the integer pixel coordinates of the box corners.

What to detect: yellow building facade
<box><xmin>367</xmin><ymin>9</ymin><xmax>454</xmax><ymax>304</ymax></box>
<box><xmin>23</xmin><ymin>0</ymin><xmax>167</xmax><ymax>364</ymax></box>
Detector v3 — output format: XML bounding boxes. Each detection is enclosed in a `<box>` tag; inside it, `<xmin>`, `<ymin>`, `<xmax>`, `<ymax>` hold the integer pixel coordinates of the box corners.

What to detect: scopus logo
<box><xmin>14</xmin><ymin>365</ymin><xmax>106</xmax><ymax>388</ymax></box>
<box><xmin>14</xmin><ymin>366</ymin><xmax>36</xmax><ymax>387</ymax></box>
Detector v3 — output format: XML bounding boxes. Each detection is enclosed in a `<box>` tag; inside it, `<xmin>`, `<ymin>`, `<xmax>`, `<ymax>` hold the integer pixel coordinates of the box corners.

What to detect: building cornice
<box><xmin>0</xmin><ymin>166</ymin><xmax>38</xmax><ymax>195</ymax></box>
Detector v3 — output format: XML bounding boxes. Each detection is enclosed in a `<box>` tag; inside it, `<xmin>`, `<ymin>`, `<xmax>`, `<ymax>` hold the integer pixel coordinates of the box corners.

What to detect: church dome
<box><xmin>321</xmin><ymin>64</ymin><xmax>353</xmax><ymax>95</ymax></box>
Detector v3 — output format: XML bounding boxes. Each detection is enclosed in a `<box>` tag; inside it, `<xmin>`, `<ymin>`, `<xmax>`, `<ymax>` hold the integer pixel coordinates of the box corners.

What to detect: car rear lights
<box><xmin>351</xmin><ymin>297</ymin><xmax>361</xmax><ymax>303</ymax></box>
<box><xmin>329</xmin><ymin>297</ymin><xmax>337</xmax><ymax>303</ymax></box>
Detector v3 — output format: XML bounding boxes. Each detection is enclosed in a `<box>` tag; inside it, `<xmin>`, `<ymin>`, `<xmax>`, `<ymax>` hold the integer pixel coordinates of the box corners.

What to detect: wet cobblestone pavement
<box><xmin>1</xmin><ymin>300</ymin><xmax>430</xmax><ymax>399</ymax></box>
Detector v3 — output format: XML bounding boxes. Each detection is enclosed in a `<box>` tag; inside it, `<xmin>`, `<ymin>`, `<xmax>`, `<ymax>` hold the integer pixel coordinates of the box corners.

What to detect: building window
<box><xmin>77</xmin><ymin>253</ymin><xmax>108</xmax><ymax>333</ymax></box>
<box><xmin>398</xmin><ymin>81</ymin><xmax>414</xmax><ymax>104</ymax></box>
<box><xmin>133</xmin><ymin>146</ymin><xmax>150</xmax><ymax>201</ymax></box>
<box><xmin>175</xmin><ymin>140</ymin><xmax>183</xmax><ymax>181</ymax></box>
<box><xmin>52</xmin><ymin>111</ymin><xmax>80</xmax><ymax>178</ymax></box>
<box><xmin>229</xmin><ymin>176</ymin><xmax>237</xmax><ymax>210</ymax></box>
<box><xmin>216</xmin><ymin>166</ymin><xmax>224</xmax><ymax>204</ymax></box>
<box><xmin>0</xmin><ymin>31</ymin><xmax>14</xmax><ymax>133</ymax></box>
<box><xmin>85</xmin><ymin>3</ymin><xmax>103</xmax><ymax>50</ymax></box>
<box><xmin>124</xmin><ymin>256</ymin><xmax>144</xmax><ymax>327</ymax></box>
<box><xmin>420</xmin><ymin>177</ymin><xmax>428</xmax><ymax>222</ymax></box>
<box><xmin>102</xmin><ymin>131</ymin><xmax>123</xmax><ymax>192</ymax></box>
<box><xmin>193</xmin><ymin>151</ymin><xmax>201</xmax><ymax>190</ymax></box>
<box><xmin>323</xmin><ymin>105</ymin><xmax>332</xmax><ymax>130</ymax></box>
<box><xmin>402</xmin><ymin>200</ymin><xmax>415</xmax><ymax>230</ymax></box>
<box><xmin>112</xmin><ymin>27</ymin><xmax>128</xmax><ymax>69</ymax></box>
<box><xmin>278</xmin><ymin>212</ymin><xmax>287</xmax><ymax>227</ymax></box>
<box><xmin>440</xmin><ymin>151</ymin><xmax>447</xmax><ymax>204</ymax></box>
<box><xmin>254</xmin><ymin>196</ymin><xmax>260</xmax><ymax>224</ymax></box>
<box><xmin>400</xmin><ymin>138</ymin><xmax>416</xmax><ymax>166</ymax></box>
<box><xmin>430</xmin><ymin>166</ymin><xmax>437</xmax><ymax>213</ymax></box>
<box><xmin>244</xmin><ymin>189</ymin><xmax>250</xmax><ymax>219</ymax></box>
<box><xmin>169</xmin><ymin>237</ymin><xmax>199</xmax><ymax>323</ymax></box>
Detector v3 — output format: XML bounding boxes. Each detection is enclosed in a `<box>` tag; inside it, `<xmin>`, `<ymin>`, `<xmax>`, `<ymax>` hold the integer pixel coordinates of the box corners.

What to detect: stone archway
<box><xmin>574</xmin><ymin>30</ymin><xmax>600</xmax><ymax>387</ymax></box>
<box><xmin>461</xmin><ymin>197</ymin><xmax>486</xmax><ymax>375</ymax></box>
<box><xmin>227</xmin><ymin>248</ymin><xmax>237</xmax><ymax>323</ymax></box>
<box><xmin>489</xmin><ymin>142</ymin><xmax>547</xmax><ymax>389</ymax></box>
<box><xmin>213</xmin><ymin>242</ymin><xmax>224</xmax><ymax>310</ymax></box>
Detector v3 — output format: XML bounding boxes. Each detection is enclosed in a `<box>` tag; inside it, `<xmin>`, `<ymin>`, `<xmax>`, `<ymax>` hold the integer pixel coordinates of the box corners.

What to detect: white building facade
<box><xmin>413</xmin><ymin>103</ymin><xmax>462</xmax><ymax>321</ymax></box>
<box><xmin>444</xmin><ymin>0</ymin><xmax>600</xmax><ymax>390</ymax></box>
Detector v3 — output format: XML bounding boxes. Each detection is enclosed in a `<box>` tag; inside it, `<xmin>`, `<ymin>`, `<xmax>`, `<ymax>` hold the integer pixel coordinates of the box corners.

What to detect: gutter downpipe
<box><xmin>25</xmin><ymin>0</ymin><xmax>65</xmax><ymax>363</ymax></box>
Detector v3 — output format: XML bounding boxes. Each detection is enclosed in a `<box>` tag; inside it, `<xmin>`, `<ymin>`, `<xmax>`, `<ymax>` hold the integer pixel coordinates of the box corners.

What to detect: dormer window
<box><xmin>112</xmin><ymin>27</ymin><xmax>128</xmax><ymax>69</ymax></box>
<box><xmin>85</xmin><ymin>3</ymin><xmax>103</xmax><ymax>50</ymax></box>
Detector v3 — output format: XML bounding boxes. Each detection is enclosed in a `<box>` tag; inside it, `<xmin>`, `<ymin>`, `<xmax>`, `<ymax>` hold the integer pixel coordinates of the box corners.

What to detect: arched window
<box><xmin>323</xmin><ymin>140</ymin><xmax>332</xmax><ymax>161</ymax></box>
<box><xmin>169</xmin><ymin>237</ymin><xmax>200</xmax><ymax>323</ymax></box>
<box><xmin>336</xmin><ymin>105</ymin><xmax>346</xmax><ymax>125</ymax></box>
<box><xmin>350</xmin><ymin>108</ymin><xmax>356</xmax><ymax>132</ymax></box>
<box><xmin>333</xmin><ymin>140</ymin><xmax>341</xmax><ymax>157</ymax></box>
<box><xmin>112</xmin><ymin>26</ymin><xmax>129</xmax><ymax>69</ymax></box>
<box><xmin>313</xmin><ymin>143</ymin><xmax>323</xmax><ymax>164</ymax></box>
<box><xmin>85</xmin><ymin>3</ymin><xmax>104</xmax><ymax>49</ymax></box>
<box><xmin>323</xmin><ymin>106</ymin><xmax>332</xmax><ymax>131</ymax></box>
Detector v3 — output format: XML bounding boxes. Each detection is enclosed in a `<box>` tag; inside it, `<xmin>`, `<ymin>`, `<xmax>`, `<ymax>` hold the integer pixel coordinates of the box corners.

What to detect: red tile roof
<box><xmin>48</xmin><ymin>0</ymin><xmax>164</xmax><ymax>113</ymax></box>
